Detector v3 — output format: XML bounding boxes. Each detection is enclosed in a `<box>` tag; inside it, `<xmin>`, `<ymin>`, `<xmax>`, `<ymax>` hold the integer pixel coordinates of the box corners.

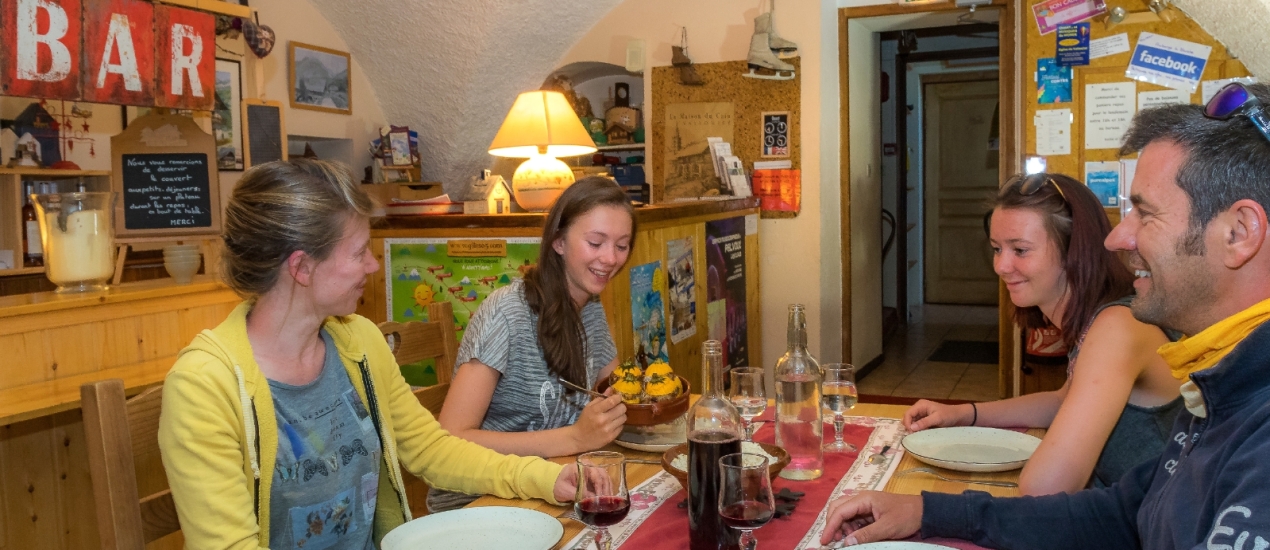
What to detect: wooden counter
<box><xmin>0</xmin><ymin>276</ymin><xmax>239</xmax><ymax>550</ymax></box>
<box><xmin>361</xmin><ymin>197</ymin><xmax>763</xmax><ymax>391</ymax></box>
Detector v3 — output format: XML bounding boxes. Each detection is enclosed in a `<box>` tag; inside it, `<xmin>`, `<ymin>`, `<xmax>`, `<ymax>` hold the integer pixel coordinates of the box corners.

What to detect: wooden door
<box><xmin>923</xmin><ymin>78</ymin><xmax>1000</xmax><ymax>305</ymax></box>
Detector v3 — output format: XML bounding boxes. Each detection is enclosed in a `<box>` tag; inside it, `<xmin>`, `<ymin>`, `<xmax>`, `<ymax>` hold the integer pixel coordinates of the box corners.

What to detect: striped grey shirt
<box><xmin>427</xmin><ymin>278</ymin><xmax>616</xmax><ymax>512</ymax></box>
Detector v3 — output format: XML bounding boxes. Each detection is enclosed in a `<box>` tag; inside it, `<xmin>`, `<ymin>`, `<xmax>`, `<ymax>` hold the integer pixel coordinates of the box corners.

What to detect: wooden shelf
<box><xmin>0</xmin><ymin>266</ymin><xmax>44</xmax><ymax>276</ymax></box>
<box><xmin>154</xmin><ymin>0</ymin><xmax>252</xmax><ymax>18</ymax></box>
<box><xmin>596</xmin><ymin>144</ymin><xmax>646</xmax><ymax>152</ymax></box>
<box><xmin>0</xmin><ymin>167</ymin><xmax>110</xmax><ymax>177</ymax></box>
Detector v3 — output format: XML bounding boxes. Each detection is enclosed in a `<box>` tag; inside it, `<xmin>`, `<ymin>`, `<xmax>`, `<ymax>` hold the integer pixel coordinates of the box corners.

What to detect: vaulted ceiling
<box><xmin>307</xmin><ymin>0</ymin><xmax>1269</xmax><ymax>186</ymax></box>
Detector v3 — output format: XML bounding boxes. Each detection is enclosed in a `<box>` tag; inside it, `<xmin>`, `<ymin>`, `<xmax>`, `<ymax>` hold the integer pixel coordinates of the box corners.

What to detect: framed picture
<box><xmin>761</xmin><ymin>111</ymin><xmax>790</xmax><ymax>158</ymax></box>
<box><xmin>388</xmin><ymin>130</ymin><xmax>412</xmax><ymax>166</ymax></box>
<box><xmin>214</xmin><ymin>58</ymin><xmax>244</xmax><ymax>171</ymax></box>
<box><xmin>289</xmin><ymin>41</ymin><xmax>352</xmax><ymax>115</ymax></box>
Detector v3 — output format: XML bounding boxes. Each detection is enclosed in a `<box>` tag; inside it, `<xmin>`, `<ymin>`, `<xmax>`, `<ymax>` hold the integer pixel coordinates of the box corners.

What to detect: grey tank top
<box><xmin>1067</xmin><ymin>295</ymin><xmax>1183</xmax><ymax>487</ymax></box>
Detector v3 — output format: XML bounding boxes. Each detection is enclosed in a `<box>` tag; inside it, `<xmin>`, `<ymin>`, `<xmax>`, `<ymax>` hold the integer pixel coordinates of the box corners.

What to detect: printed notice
<box><xmin>1084</xmin><ymin>161</ymin><xmax>1122</xmax><ymax>207</ymax></box>
<box><xmin>1034</xmin><ymin>109</ymin><xmax>1072</xmax><ymax>156</ymax></box>
<box><xmin>1032</xmin><ymin>0</ymin><xmax>1107</xmax><ymax>35</ymax></box>
<box><xmin>1085</xmin><ymin>82</ymin><xmax>1136</xmax><ymax>149</ymax></box>
<box><xmin>1126</xmin><ymin>32</ymin><xmax>1211</xmax><ymax>92</ymax></box>
<box><xmin>1138</xmin><ymin>89</ymin><xmax>1192</xmax><ymax>111</ymax></box>
<box><xmin>1090</xmin><ymin>33</ymin><xmax>1130</xmax><ymax>59</ymax></box>
<box><xmin>1202</xmin><ymin>77</ymin><xmax>1258</xmax><ymax>104</ymax></box>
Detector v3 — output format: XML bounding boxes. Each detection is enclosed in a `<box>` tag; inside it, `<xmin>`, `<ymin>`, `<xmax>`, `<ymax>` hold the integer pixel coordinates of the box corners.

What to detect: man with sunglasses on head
<box><xmin>820</xmin><ymin>82</ymin><xmax>1270</xmax><ymax>549</ymax></box>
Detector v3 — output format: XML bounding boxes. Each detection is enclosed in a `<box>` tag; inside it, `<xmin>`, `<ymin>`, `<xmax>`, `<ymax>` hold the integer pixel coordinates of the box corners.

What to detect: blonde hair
<box><xmin>220</xmin><ymin>159</ymin><xmax>375</xmax><ymax>297</ymax></box>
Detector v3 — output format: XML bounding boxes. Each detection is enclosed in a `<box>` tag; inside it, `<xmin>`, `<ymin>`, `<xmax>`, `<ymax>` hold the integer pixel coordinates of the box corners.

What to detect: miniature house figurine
<box><xmin>455</xmin><ymin>170</ymin><xmax>515</xmax><ymax>214</ymax></box>
<box><xmin>604</xmin><ymin>106</ymin><xmax>638</xmax><ymax>145</ymax></box>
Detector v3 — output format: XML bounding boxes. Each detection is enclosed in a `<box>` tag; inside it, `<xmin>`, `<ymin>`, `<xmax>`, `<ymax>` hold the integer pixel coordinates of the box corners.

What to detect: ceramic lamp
<box><xmin>488</xmin><ymin>91</ymin><xmax>597</xmax><ymax>211</ymax></box>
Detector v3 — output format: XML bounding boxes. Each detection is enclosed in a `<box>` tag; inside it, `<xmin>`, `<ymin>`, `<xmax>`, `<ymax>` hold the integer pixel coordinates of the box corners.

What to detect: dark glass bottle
<box><xmin>22</xmin><ymin>182</ymin><xmax>43</xmax><ymax>267</ymax></box>
<box><xmin>687</xmin><ymin>340</ymin><xmax>742</xmax><ymax>550</ymax></box>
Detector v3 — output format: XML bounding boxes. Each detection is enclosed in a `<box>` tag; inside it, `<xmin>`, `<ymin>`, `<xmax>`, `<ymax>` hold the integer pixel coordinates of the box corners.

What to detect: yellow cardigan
<box><xmin>157</xmin><ymin>301</ymin><xmax>564</xmax><ymax>549</ymax></box>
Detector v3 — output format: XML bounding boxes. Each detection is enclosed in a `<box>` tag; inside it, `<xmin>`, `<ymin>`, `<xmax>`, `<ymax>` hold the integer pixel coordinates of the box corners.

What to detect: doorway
<box><xmin>838</xmin><ymin>2</ymin><xmax>1019</xmax><ymax>402</ymax></box>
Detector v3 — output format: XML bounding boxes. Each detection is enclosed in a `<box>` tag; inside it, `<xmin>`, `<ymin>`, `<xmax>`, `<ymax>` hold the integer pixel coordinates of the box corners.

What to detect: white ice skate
<box><xmin>742</xmin><ymin>32</ymin><xmax>795</xmax><ymax>81</ymax></box>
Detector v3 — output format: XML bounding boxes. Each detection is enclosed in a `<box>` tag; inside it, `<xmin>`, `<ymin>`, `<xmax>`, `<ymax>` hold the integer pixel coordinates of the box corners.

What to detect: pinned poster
<box><xmin>1202</xmin><ymin>77</ymin><xmax>1258</xmax><ymax>104</ymax></box>
<box><xmin>1032</xmin><ymin>0</ymin><xmax>1107</xmax><ymax>35</ymax></box>
<box><xmin>1126</xmin><ymin>32</ymin><xmax>1211</xmax><ymax>93</ymax></box>
<box><xmin>1034</xmin><ymin>109</ymin><xmax>1072</xmax><ymax>156</ymax></box>
<box><xmin>1085</xmin><ymin>161</ymin><xmax>1121</xmax><ymax>207</ymax></box>
<box><xmin>1090</xmin><ymin>33</ymin><xmax>1131</xmax><ymax>60</ymax></box>
<box><xmin>1056</xmin><ymin>23</ymin><xmax>1091</xmax><ymax>66</ymax></box>
<box><xmin>1085</xmin><ymin>82</ymin><xmax>1135</xmax><ymax>149</ymax></box>
<box><xmin>629</xmin><ymin>261</ymin><xmax>670</xmax><ymax>365</ymax></box>
<box><xmin>705</xmin><ymin>217</ymin><xmax>748</xmax><ymax>370</ymax></box>
<box><xmin>1138</xmin><ymin>89</ymin><xmax>1191</xmax><ymax>111</ymax></box>
<box><xmin>1038</xmin><ymin>58</ymin><xmax>1073</xmax><ymax>104</ymax></box>
<box><xmin>665</xmin><ymin>237</ymin><xmax>697</xmax><ymax>345</ymax></box>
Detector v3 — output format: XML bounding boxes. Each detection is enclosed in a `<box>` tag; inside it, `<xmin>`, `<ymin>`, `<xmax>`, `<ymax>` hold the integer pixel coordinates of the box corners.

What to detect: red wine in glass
<box><xmin>720</xmin><ymin>501</ymin><xmax>774</xmax><ymax>529</ymax></box>
<box><xmin>576</xmin><ymin>495</ymin><xmax>631</xmax><ymax>527</ymax></box>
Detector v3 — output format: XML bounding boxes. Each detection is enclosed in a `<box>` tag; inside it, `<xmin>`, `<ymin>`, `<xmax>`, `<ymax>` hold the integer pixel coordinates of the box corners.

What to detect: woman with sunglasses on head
<box><xmin>903</xmin><ymin>173</ymin><xmax>1183</xmax><ymax>495</ymax></box>
<box><xmin>431</xmin><ymin>177</ymin><xmax>634</xmax><ymax>512</ymax></box>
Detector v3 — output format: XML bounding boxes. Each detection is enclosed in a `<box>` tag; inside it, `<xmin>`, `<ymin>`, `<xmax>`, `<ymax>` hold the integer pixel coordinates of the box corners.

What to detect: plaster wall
<box><xmin>1174</xmin><ymin>0</ymin><xmax>1270</xmax><ymax>81</ymax></box>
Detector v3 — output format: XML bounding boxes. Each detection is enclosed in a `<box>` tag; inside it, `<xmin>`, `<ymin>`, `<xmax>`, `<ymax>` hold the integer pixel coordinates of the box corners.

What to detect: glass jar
<box><xmin>33</xmin><ymin>192</ymin><xmax>116</xmax><ymax>293</ymax></box>
<box><xmin>774</xmin><ymin>304</ymin><xmax>824</xmax><ymax>480</ymax></box>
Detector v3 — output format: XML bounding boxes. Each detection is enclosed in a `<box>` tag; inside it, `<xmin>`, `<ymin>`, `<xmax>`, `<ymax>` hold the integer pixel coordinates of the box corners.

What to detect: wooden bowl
<box><xmin>659</xmin><ymin>442</ymin><xmax>791</xmax><ymax>487</ymax></box>
<box><xmin>596</xmin><ymin>375</ymin><xmax>691</xmax><ymax>426</ymax></box>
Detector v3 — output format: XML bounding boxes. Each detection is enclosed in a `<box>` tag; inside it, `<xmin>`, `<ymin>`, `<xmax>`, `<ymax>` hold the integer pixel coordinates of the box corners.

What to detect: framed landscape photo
<box><xmin>214</xmin><ymin>58</ymin><xmax>245</xmax><ymax>170</ymax></box>
<box><xmin>289</xmin><ymin>41</ymin><xmax>352</xmax><ymax>115</ymax></box>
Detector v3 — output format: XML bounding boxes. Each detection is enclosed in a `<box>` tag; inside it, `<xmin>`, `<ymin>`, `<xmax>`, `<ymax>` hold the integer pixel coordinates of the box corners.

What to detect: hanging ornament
<box><xmin>90</xmin><ymin>144</ymin><xmax>96</xmax><ymax>158</ymax></box>
<box><xmin>243</xmin><ymin>14</ymin><xmax>276</xmax><ymax>58</ymax></box>
<box><xmin>68</xmin><ymin>141</ymin><xmax>74</xmax><ymax>152</ymax></box>
<box><xmin>82</xmin><ymin>122</ymin><xmax>90</xmax><ymax>132</ymax></box>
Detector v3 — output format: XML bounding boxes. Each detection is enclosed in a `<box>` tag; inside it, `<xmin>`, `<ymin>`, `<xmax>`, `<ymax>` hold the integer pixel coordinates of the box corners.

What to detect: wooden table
<box><xmin>468</xmin><ymin>403</ymin><xmax>1044</xmax><ymax>549</ymax></box>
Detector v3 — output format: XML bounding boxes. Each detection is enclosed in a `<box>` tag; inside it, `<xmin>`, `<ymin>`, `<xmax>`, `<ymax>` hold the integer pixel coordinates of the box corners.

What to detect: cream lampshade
<box><xmin>488</xmin><ymin>91</ymin><xmax>597</xmax><ymax>211</ymax></box>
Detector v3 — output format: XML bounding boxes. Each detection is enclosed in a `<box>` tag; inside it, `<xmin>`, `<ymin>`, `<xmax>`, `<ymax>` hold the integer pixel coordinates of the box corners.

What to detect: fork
<box><xmin>896</xmin><ymin>467</ymin><xmax>1018</xmax><ymax>487</ymax></box>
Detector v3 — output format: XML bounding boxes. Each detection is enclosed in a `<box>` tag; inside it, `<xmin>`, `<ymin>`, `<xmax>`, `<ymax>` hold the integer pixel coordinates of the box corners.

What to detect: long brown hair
<box><xmin>991</xmin><ymin>173</ymin><xmax>1134</xmax><ymax>349</ymax></box>
<box><xmin>523</xmin><ymin>177</ymin><xmax>636</xmax><ymax>387</ymax></box>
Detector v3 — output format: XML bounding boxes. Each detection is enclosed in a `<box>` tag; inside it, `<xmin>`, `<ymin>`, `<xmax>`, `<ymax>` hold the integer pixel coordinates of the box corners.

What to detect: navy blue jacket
<box><xmin>921</xmin><ymin>320</ymin><xmax>1270</xmax><ymax>549</ymax></box>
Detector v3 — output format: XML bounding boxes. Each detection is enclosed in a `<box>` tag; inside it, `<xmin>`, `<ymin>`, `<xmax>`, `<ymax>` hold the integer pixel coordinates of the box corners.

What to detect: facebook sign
<box><xmin>1126</xmin><ymin>32</ymin><xmax>1211</xmax><ymax>93</ymax></box>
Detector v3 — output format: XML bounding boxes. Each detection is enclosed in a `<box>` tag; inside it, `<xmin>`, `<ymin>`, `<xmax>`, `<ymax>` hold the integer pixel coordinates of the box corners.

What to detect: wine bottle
<box><xmin>686</xmin><ymin>340</ymin><xmax>742</xmax><ymax>550</ymax></box>
<box><xmin>22</xmin><ymin>182</ymin><xmax>43</xmax><ymax>267</ymax></box>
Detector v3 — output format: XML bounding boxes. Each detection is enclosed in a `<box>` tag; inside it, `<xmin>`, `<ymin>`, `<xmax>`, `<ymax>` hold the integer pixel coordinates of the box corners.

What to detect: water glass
<box><xmin>575</xmin><ymin>451</ymin><xmax>629</xmax><ymax>550</ymax></box>
<box><xmin>821</xmin><ymin>363</ymin><xmax>858</xmax><ymax>453</ymax></box>
<box><xmin>728</xmin><ymin>367</ymin><xmax>766</xmax><ymax>442</ymax></box>
<box><xmin>718</xmin><ymin>452</ymin><xmax>775</xmax><ymax>550</ymax></box>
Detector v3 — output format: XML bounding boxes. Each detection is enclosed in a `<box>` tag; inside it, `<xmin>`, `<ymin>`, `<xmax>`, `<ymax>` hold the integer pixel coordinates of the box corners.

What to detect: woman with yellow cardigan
<box><xmin>157</xmin><ymin>159</ymin><xmax>576</xmax><ymax>549</ymax></box>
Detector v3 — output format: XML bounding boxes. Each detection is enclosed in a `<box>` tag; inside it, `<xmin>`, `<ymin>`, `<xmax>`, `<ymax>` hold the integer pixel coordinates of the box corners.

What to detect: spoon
<box><xmin>867</xmin><ymin>445</ymin><xmax>891</xmax><ymax>465</ymax></box>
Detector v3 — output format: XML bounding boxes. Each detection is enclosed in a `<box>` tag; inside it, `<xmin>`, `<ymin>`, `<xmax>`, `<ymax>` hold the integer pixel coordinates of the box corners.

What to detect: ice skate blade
<box><xmin>743</xmin><ymin>66</ymin><xmax>795</xmax><ymax>81</ymax></box>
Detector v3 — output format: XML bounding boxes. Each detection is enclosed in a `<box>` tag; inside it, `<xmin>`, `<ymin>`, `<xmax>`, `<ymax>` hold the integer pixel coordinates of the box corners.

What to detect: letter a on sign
<box><xmin>82</xmin><ymin>0</ymin><xmax>154</xmax><ymax>105</ymax></box>
<box><xmin>1</xmin><ymin>0</ymin><xmax>83</xmax><ymax>100</ymax></box>
<box><xmin>155</xmin><ymin>5</ymin><xmax>213</xmax><ymax>110</ymax></box>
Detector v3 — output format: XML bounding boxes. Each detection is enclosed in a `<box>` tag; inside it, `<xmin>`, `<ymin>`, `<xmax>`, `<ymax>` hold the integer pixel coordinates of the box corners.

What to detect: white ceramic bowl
<box><xmin>901</xmin><ymin>426</ymin><xmax>1042</xmax><ymax>473</ymax></box>
<box><xmin>164</xmin><ymin>259</ymin><xmax>202</xmax><ymax>284</ymax></box>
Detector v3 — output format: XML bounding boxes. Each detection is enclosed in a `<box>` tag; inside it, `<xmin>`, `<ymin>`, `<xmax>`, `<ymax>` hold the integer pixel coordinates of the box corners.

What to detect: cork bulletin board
<box><xmin>651</xmin><ymin>58</ymin><xmax>801</xmax><ymax>217</ymax></box>
<box><xmin>1023</xmin><ymin>0</ymin><xmax>1251</xmax><ymax>224</ymax></box>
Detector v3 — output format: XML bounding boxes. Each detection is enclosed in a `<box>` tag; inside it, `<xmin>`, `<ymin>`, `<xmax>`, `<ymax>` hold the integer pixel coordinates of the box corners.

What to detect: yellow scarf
<box><xmin>1157</xmin><ymin>297</ymin><xmax>1270</xmax><ymax>380</ymax></box>
<box><xmin>1157</xmin><ymin>297</ymin><xmax>1270</xmax><ymax>418</ymax></box>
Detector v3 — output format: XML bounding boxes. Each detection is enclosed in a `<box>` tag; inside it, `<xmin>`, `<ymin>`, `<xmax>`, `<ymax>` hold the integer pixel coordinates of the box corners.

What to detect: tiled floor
<box><xmin>858</xmin><ymin>304</ymin><xmax>1003</xmax><ymax>403</ymax></box>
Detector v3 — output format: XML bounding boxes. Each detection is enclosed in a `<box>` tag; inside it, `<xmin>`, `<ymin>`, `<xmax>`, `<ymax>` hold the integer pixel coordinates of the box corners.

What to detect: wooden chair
<box><xmin>378</xmin><ymin>301</ymin><xmax>460</xmax><ymax>517</ymax></box>
<box><xmin>378</xmin><ymin>301</ymin><xmax>459</xmax><ymax>416</ymax></box>
<box><xmin>81</xmin><ymin>379</ymin><xmax>180</xmax><ymax>550</ymax></box>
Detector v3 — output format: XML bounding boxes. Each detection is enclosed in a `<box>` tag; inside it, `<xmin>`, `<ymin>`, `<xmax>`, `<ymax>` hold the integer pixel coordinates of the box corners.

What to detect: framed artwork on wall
<box><xmin>289</xmin><ymin>41</ymin><xmax>352</xmax><ymax>115</ymax></box>
<box><xmin>214</xmin><ymin>58</ymin><xmax>245</xmax><ymax>170</ymax></box>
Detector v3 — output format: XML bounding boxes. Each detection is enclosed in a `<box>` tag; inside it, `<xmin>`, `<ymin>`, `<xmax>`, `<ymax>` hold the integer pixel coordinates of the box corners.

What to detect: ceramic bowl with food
<box><xmin>660</xmin><ymin>441</ymin><xmax>790</xmax><ymax>487</ymax></box>
<box><xmin>597</xmin><ymin>376</ymin><xmax>691</xmax><ymax>426</ymax></box>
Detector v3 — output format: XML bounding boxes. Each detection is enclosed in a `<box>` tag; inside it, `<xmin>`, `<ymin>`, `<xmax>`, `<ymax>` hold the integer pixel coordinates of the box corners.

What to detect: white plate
<box><xmin>848</xmin><ymin>543</ymin><xmax>958</xmax><ymax>549</ymax></box>
<box><xmin>901</xmin><ymin>427</ymin><xmax>1041</xmax><ymax>473</ymax></box>
<box><xmin>614</xmin><ymin>438</ymin><xmax>679</xmax><ymax>452</ymax></box>
<box><xmin>381</xmin><ymin>506</ymin><xmax>563</xmax><ymax>550</ymax></box>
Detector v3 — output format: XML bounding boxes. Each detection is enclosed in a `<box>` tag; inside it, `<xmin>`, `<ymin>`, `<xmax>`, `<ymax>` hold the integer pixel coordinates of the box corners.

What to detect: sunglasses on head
<box><xmin>1018</xmin><ymin>173</ymin><xmax>1067</xmax><ymax>203</ymax></box>
<box><xmin>1204</xmin><ymin>82</ymin><xmax>1270</xmax><ymax>144</ymax></box>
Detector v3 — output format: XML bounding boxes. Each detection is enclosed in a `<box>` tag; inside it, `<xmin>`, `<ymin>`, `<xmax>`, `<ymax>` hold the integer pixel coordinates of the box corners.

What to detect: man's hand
<box><xmin>570</xmin><ymin>388</ymin><xmax>627</xmax><ymax>453</ymax></box>
<box><xmin>819</xmin><ymin>491</ymin><xmax>923</xmax><ymax>546</ymax></box>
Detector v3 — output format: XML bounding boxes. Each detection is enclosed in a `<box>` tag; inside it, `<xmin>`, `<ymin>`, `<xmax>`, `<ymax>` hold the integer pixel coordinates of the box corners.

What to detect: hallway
<box><xmin>858</xmin><ymin>305</ymin><xmax>1001</xmax><ymax>403</ymax></box>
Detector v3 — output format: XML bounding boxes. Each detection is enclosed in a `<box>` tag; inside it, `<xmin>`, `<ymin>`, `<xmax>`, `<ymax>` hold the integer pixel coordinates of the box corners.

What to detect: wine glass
<box><xmin>821</xmin><ymin>363</ymin><xmax>858</xmax><ymax>453</ymax></box>
<box><xmin>718</xmin><ymin>452</ymin><xmax>775</xmax><ymax>550</ymax></box>
<box><xmin>575</xmin><ymin>451</ymin><xmax>630</xmax><ymax>550</ymax></box>
<box><xmin>728</xmin><ymin>367</ymin><xmax>766</xmax><ymax>442</ymax></box>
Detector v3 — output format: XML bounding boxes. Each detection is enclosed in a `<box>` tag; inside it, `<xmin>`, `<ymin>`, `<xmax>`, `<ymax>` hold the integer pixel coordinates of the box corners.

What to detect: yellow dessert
<box><xmin>610</xmin><ymin>360</ymin><xmax>644</xmax><ymax>404</ymax></box>
<box><xmin>643</xmin><ymin>361</ymin><xmax>681</xmax><ymax>402</ymax></box>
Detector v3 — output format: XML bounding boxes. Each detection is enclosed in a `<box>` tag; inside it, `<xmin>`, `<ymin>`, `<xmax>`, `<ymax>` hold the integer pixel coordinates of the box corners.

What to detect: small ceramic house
<box><xmin>604</xmin><ymin>106</ymin><xmax>638</xmax><ymax>145</ymax></box>
<box><xmin>455</xmin><ymin>170</ymin><xmax>514</xmax><ymax>214</ymax></box>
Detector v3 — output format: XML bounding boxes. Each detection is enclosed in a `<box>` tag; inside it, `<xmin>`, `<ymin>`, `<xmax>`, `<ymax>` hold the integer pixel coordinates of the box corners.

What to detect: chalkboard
<box><xmin>121</xmin><ymin>153</ymin><xmax>214</xmax><ymax>230</ymax></box>
<box><xmin>244</xmin><ymin>99</ymin><xmax>287</xmax><ymax>167</ymax></box>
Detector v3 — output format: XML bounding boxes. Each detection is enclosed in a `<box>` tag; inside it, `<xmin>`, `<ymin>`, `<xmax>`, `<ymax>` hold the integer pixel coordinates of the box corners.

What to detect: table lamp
<box><xmin>488</xmin><ymin>90</ymin><xmax>597</xmax><ymax>211</ymax></box>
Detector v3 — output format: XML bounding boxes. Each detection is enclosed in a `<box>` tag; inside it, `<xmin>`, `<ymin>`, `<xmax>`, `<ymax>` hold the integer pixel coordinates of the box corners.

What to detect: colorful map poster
<box><xmin>629</xmin><ymin>261</ymin><xmax>670</xmax><ymax>365</ymax></box>
<box><xmin>385</xmin><ymin>237</ymin><xmax>541</xmax><ymax>385</ymax></box>
<box><xmin>705</xmin><ymin>217</ymin><xmax>748</xmax><ymax>370</ymax></box>
<box><xmin>666</xmin><ymin>237</ymin><xmax>697</xmax><ymax>345</ymax></box>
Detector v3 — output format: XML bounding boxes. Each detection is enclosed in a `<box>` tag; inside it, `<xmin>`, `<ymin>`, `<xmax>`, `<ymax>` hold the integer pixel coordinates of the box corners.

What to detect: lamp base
<box><xmin>512</xmin><ymin>155</ymin><xmax>575</xmax><ymax>212</ymax></box>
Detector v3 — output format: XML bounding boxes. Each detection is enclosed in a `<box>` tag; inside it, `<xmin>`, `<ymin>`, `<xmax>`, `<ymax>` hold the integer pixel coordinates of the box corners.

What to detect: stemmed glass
<box><xmin>574</xmin><ymin>451</ymin><xmax>630</xmax><ymax>550</ymax></box>
<box><xmin>718</xmin><ymin>453</ymin><xmax>775</xmax><ymax>550</ymax></box>
<box><xmin>821</xmin><ymin>363</ymin><xmax>859</xmax><ymax>453</ymax></box>
<box><xmin>728</xmin><ymin>367</ymin><xmax>766</xmax><ymax>442</ymax></box>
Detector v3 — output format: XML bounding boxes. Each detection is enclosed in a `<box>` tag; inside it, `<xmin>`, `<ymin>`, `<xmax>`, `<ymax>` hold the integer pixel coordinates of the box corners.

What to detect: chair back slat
<box><xmin>378</xmin><ymin>302</ymin><xmax>458</xmax><ymax>385</ymax></box>
<box><xmin>82</xmin><ymin>379</ymin><xmax>180</xmax><ymax>549</ymax></box>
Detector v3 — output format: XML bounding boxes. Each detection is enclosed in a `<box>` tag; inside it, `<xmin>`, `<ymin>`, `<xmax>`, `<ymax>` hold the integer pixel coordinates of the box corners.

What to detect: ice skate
<box><xmin>673</xmin><ymin>29</ymin><xmax>704</xmax><ymax>86</ymax></box>
<box><xmin>743</xmin><ymin>32</ymin><xmax>795</xmax><ymax>81</ymax></box>
<box><xmin>755</xmin><ymin>12</ymin><xmax>798</xmax><ymax>56</ymax></box>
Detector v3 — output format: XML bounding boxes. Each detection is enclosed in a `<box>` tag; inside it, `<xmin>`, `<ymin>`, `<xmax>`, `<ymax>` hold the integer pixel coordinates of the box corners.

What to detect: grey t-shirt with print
<box><xmin>427</xmin><ymin>278</ymin><xmax>616</xmax><ymax>512</ymax></box>
<box><xmin>268</xmin><ymin>329</ymin><xmax>381</xmax><ymax>550</ymax></box>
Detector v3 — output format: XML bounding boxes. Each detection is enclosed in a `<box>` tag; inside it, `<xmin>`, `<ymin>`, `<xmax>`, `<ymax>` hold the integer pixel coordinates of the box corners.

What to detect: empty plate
<box><xmin>902</xmin><ymin>427</ymin><xmax>1041</xmax><ymax>473</ymax></box>
<box><xmin>381</xmin><ymin>506</ymin><xmax>563</xmax><ymax>550</ymax></box>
